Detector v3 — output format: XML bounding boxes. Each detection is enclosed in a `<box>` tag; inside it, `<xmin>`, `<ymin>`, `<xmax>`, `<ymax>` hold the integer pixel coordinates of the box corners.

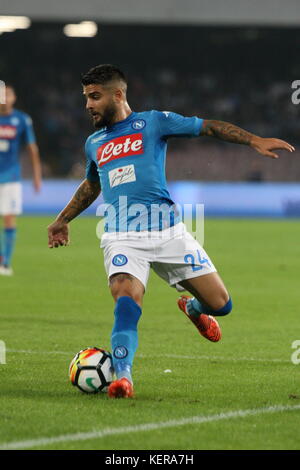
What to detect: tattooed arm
<box><xmin>48</xmin><ymin>178</ymin><xmax>101</xmax><ymax>248</ymax></box>
<box><xmin>200</xmin><ymin>120</ymin><xmax>295</xmax><ymax>158</ymax></box>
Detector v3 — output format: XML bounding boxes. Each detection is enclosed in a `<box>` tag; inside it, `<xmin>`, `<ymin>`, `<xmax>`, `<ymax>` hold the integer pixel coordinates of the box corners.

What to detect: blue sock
<box><xmin>3</xmin><ymin>228</ymin><xmax>17</xmax><ymax>267</ymax></box>
<box><xmin>111</xmin><ymin>296</ymin><xmax>142</xmax><ymax>384</ymax></box>
<box><xmin>187</xmin><ymin>297</ymin><xmax>232</xmax><ymax>317</ymax></box>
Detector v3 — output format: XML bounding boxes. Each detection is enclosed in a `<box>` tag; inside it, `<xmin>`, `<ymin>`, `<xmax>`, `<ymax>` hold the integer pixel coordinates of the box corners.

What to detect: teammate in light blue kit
<box><xmin>0</xmin><ymin>84</ymin><xmax>42</xmax><ymax>275</ymax></box>
<box><xmin>48</xmin><ymin>65</ymin><xmax>294</xmax><ymax>398</ymax></box>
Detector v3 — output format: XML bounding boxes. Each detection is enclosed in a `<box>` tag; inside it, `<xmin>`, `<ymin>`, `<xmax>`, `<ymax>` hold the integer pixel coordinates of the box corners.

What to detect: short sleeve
<box><xmin>22</xmin><ymin>114</ymin><xmax>36</xmax><ymax>145</ymax></box>
<box><xmin>85</xmin><ymin>138</ymin><xmax>99</xmax><ymax>182</ymax></box>
<box><xmin>155</xmin><ymin>111</ymin><xmax>203</xmax><ymax>139</ymax></box>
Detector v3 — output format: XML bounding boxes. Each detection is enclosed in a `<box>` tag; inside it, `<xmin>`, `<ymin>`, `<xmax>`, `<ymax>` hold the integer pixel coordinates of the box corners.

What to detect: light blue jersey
<box><xmin>85</xmin><ymin>110</ymin><xmax>203</xmax><ymax>231</ymax></box>
<box><xmin>0</xmin><ymin>109</ymin><xmax>36</xmax><ymax>184</ymax></box>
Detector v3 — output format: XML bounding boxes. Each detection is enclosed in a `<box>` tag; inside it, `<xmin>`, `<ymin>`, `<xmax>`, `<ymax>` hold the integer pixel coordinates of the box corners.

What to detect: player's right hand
<box><xmin>47</xmin><ymin>220</ymin><xmax>69</xmax><ymax>248</ymax></box>
<box><xmin>250</xmin><ymin>136</ymin><xmax>295</xmax><ymax>159</ymax></box>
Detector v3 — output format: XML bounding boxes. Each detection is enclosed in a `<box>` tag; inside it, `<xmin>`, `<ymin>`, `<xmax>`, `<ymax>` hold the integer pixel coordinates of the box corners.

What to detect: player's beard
<box><xmin>0</xmin><ymin>104</ymin><xmax>9</xmax><ymax>114</ymax></box>
<box><xmin>93</xmin><ymin>102</ymin><xmax>118</xmax><ymax>129</ymax></box>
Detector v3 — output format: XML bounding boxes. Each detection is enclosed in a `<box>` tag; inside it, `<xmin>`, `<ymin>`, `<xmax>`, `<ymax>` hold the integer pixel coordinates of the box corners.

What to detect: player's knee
<box><xmin>3</xmin><ymin>214</ymin><xmax>16</xmax><ymax>229</ymax></box>
<box><xmin>109</xmin><ymin>274</ymin><xmax>143</xmax><ymax>306</ymax></box>
<box><xmin>109</xmin><ymin>273</ymin><xmax>132</xmax><ymax>295</ymax></box>
<box><xmin>112</xmin><ymin>288</ymin><xmax>142</xmax><ymax>305</ymax></box>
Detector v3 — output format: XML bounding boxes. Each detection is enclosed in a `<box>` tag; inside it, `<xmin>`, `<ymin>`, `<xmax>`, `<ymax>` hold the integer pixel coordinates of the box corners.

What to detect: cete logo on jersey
<box><xmin>96</xmin><ymin>133</ymin><xmax>143</xmax><ymax>167</ymax></box>
<box><xmin>0</xmin><ymin>125</ymin><xmax>17</xmax><ymax>139</ymax></box>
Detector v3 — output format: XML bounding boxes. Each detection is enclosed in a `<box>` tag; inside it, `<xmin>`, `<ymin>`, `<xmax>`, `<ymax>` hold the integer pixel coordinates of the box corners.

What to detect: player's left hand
<box><xmin>48</xmin><ymin>220</ymin><xmax>69</xmax><ymax>248</ymax></box>
<box><xmin>250</xmin><ymin>136</ymin><xmax>295</xmax><ymax>159</ymax></box>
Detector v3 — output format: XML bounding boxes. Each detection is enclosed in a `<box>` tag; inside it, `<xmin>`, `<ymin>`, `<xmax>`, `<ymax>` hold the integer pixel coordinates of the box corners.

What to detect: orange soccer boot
<box><xmin>178</xmin><ymin>295</ymin><xmax>222</xmax><ymax>342</ymax></box>
<box><xmin>108</xmin><ymin>377</ymin><xmax>134</xmax><ymax>398</ymax></box>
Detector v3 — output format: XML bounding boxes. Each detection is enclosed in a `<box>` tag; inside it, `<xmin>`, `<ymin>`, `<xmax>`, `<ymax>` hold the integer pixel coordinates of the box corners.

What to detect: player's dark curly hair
<box><xmin>81</xmin><ymin>64</ymin><xmax>127</xmax><ymax>86</ymax></box>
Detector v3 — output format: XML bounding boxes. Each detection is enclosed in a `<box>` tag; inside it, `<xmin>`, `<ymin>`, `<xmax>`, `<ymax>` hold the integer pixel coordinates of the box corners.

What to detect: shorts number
<box><xmin>184</xmin><ymin>250</ymin><xmax>211</xmax><ymax>272</ymax></box>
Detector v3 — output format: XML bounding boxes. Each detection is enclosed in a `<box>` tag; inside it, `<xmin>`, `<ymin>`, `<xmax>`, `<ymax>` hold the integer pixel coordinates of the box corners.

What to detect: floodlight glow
<box><xmin>63</xmin><ymin>21</ymin><xmax>97</xmax><ymax>38</ymax></box>
<box><xmin>0</xmin><ymin>16</ymin><xmax>31</xmax><ymax>30</ymax></box>
<box><xmin>0</xmin><ymin>27</ymin><xmax>16</xmax><ymax>33</ymax></box>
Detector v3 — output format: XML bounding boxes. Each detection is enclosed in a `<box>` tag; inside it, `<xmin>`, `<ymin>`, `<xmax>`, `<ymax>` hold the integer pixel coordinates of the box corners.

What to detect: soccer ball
<box><xmin>69</xmin><ymin>347</ymin><xmax>114</xmax><ymax>393</ymax></box>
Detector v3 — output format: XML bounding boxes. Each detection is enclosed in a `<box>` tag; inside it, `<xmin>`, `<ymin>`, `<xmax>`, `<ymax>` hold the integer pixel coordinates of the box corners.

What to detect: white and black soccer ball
<box><xmin>69</xmin><ymin>347</ymin><xmax>114</xmax><ymax>393</ymax></box>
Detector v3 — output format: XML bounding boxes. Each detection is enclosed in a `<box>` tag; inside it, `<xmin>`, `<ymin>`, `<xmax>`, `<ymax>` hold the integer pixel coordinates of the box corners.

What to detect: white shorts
<box><xmin>0</xmin><ymin>182</ymin><xmax>22</xmax><ymax>216</ymax></box>
<box><xmin>100</xmin><ymin>222</ymin><xmax>217</xmax><ymax>290</ymax></box>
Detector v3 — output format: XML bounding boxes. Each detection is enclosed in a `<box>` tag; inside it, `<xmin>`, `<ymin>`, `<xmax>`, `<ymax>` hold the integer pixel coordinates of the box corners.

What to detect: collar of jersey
<box><xmin>106</xmin><ymin>111</ymin><xmax>137</xmax><ymax>130</ymax></box>
<box><xmin>0</xmin><ymin>109</ymin><xmax>15</xmax><ymax>118</ymax></box>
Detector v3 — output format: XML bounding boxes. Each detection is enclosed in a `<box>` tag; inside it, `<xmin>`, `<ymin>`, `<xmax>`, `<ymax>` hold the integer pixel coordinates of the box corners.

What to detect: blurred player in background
<box><xmin>0</xmin><ymin>84</ymin><xmax>42</xmax><ymax>275</ymax></box>
<box><xmin>47</xmin><ymin>64</ymin><xmax>294</xmax><ymax>398</ymax></box>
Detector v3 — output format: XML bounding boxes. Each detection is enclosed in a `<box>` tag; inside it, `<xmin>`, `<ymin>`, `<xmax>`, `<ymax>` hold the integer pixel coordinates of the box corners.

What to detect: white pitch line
<box><xmin>7</xmin><ymin>349</ymin><xmax>73</xmax><ymax>355</ymax></box>
<box><xmin>0</xmin><ymin>404</ymin><xmax>300</xmax><ymax>450</ymax></box>
<box><xmin>156</xmin><ymin>353</ymin><xmax>291</xmax><ymax>364</ymax></box>
<box><xmin>6</xmin><ymin>349</ymin><xmax>291</xmax><ymax>363</ymax></box>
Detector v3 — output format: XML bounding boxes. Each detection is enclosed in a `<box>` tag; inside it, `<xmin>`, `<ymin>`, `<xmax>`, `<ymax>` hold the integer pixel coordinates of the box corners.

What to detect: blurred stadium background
<box><xmin>1</xmin><ymin>0</ymin><xmax>300</xmax><ymax>215</ymax></box>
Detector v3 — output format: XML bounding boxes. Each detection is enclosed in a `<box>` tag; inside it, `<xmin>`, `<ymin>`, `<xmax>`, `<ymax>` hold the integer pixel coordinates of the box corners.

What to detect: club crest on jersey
<box><xmin>112</xmin><ymin>254</ymin><xmax>128</xmax><ymax>266</ymax></box>
<box><xmin>132</xmin><ymin>119</ymin><xmax>146</xmax><ymax>130</ymax></box>
<box><xmin>96</xmin><ymin>133</ymin><xmax>143</xmax><ymax>167</ymax></box>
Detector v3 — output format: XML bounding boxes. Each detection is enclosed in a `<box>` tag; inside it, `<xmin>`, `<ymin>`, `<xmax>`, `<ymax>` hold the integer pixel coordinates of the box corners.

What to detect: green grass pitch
<box><xmin>0</xmin><ymin>216</ymin><xmax>299</xmax><ymax>450</ymax></box>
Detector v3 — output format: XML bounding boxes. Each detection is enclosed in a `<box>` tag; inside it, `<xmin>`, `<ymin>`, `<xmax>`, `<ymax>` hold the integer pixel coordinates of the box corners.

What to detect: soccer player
<box><xmin>0</xmin><ymin>84</ymin><xmax>42</xmax><ymax>275</ymax></box>
<box><xmin>47</xmin><ymin>64</ymin><xmax>294</xmax><ymax>398</ymax></box>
